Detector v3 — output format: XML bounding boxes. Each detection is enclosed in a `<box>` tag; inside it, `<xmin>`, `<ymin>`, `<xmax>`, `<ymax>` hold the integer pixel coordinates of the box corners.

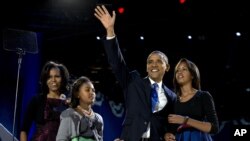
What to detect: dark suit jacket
<box><xmin>103</xmin><ymin>37</ymin><xmax>177</xmax><ymax>141</ymax></box>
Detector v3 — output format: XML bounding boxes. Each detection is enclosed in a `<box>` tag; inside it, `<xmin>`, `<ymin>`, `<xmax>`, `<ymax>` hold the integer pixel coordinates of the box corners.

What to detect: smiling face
<box><xmin>146</xmin><ymin>51</ymin><xmax>169</xmax><ymax>82</ymax></box>
<box><xmin>173</xmin><ymin>58</ymin><xmax>201</xmax><ymax>94</ymax></box>
<box><xmin>46</xmin><ymin>67</ymin><xmax>62</xmax><ymax>93</ymax></box>
<box><xmin>175</xmin><ymin>62</ymin><xmax>193</xmax><ymax>86</ymax></box>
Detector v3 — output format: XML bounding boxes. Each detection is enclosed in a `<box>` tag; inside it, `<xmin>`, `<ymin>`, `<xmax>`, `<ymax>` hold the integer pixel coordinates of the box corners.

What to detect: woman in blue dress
<box><xmin>167</xmin><ymin>58</ymin><xmax>219</xmax><ymax>141</ymax></box>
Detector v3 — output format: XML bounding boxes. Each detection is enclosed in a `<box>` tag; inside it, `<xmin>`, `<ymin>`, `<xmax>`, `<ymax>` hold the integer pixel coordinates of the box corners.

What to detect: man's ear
<box><xmin>165</xmin><ymin>64</ymin><xmax>170</xmax><ymax>72</ymax></box>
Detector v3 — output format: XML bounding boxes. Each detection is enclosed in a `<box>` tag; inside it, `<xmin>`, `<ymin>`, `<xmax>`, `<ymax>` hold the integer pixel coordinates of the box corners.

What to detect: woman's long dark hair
<box><xmin>40</xmin><ymin>61</ymin><xmax>70</xmax><ymax>97</ymax></box>
<box><xmin>173</xmin><ymin>58</ymin><xmax>201</xmax><ymax>97</ymax></box>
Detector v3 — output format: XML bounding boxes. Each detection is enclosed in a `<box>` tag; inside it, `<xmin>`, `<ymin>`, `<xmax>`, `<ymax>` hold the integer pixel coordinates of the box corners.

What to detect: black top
<box><xmin>174</xmin><ymin>91</ymin><xmax>219</xmax><ymax>134</ymax></box>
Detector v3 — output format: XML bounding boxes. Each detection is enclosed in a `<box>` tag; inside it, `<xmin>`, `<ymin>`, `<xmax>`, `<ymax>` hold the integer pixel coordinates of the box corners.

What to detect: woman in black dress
<box><xmin>167</xmin><ymin>58</ymin><xmax>219</xmax><ymax>141</ymax></box>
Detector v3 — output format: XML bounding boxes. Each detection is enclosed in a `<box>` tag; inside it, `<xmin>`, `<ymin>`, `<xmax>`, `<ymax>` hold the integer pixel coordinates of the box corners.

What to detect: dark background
<box><xmin>1</xmin><ymin>0</ymin><xmax>250</xmax><ymax>140</ymax></box>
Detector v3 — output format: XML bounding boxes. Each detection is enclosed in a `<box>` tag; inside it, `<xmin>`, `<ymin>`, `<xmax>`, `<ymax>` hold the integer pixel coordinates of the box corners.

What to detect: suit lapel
<box><xmin>143</xmin><ymin>77</ymin><xmax>152</xmax><ymax>109</ymax></box>
<box><xmin>162</xmin><ymin>84</ymin><xmax>171</xmax><ymax>101</ymax></box>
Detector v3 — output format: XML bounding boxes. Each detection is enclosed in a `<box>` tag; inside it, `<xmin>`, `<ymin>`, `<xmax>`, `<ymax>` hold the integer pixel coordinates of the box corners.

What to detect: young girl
<box><xmin>56</xmin><ymin>76</ymin><xmax>103</xmax><ymax>141</ymax></box>
<box><xmin>167</xmin><ymin>58</ymin><xmax>219</xmax><ymax>141</ymax></box>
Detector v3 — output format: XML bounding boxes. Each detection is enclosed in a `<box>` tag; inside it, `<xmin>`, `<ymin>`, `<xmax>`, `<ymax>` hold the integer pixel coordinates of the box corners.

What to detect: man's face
<box><xmin>146</xmin><ymin>53</ymin><xmax>169</xmax><ymax>82</ymax></box>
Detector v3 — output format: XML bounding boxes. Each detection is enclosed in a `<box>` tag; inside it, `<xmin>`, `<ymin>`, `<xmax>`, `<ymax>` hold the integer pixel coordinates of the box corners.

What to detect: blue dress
<box><xmin>176</xmin><ymin>125</ymin><xmax>213</xmax><ymax>141</ymax></box>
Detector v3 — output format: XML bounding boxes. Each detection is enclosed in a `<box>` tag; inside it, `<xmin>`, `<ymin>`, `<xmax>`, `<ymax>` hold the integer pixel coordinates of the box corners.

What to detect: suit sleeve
<box><xmin>166</xmin><ymin>91</ymin><xmax>178</xmax><ymax>134</ymax></box>
<box><xmin>102</xmin><ymin>37</ymin><xmax>130</xmax><ymax>90</ymax></box>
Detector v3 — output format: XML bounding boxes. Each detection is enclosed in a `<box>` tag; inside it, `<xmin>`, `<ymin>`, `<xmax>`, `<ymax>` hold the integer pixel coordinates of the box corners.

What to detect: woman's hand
<box><xmin>168</xmin><ymin>114</ymin><xmax>186</xmax><ymax>124</ymax></box>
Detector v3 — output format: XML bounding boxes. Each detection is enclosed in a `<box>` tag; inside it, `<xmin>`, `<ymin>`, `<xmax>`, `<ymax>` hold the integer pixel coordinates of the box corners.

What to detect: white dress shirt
<box><xmin>142</xmin><ymin>78</ymin><xmax>168</xmax><ymax>138</ymax></box>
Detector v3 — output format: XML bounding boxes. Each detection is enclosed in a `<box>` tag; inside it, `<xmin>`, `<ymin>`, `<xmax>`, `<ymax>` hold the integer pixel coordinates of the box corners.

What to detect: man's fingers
<box><xmin>102</xmin><ymin>5</ymin><xmax>109</xmax><ymax>14</ymax></box>
<box><xmin>96</xmin><ymin>5</ymin><xmax>105</xmax><ymax>15</ymax></box>
<box><xmin>94</xmin><ymin>13</ymin><xmax>101</xmax><ymax>20</ymax></box>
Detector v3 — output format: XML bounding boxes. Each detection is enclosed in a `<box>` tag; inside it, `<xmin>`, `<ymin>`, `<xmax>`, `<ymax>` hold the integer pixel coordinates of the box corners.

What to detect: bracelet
<box><xmin>183</xmin><ymin>116</ymin><xmax>189</xmax><ymax>125</ymax></box>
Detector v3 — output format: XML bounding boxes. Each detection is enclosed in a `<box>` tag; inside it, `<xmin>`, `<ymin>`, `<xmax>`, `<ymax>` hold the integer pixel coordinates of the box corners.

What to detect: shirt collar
<box><xmin>148</xmin><ymin>77</ymin><xmax>162</xmax><ymax>88</ymax></box>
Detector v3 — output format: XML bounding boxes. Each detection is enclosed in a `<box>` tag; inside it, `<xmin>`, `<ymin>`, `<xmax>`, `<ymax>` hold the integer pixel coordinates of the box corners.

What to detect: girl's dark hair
<box><xmin>173</xmin><ymin>58</ymin><xmax>201</xmax><ymax>97</ymax></box>
<box><xmin>70</xmin><ymin>76</ymin><xmax>91</xmax><ymax>108</ymax></box>
<box><xmin>40</xmin><ymin>61</ymin><xmax>70</xmax><ymax>97</ymax></box>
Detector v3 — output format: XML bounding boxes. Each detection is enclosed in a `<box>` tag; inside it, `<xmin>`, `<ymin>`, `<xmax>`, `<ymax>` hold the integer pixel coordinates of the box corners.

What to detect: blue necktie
<box><xmin>151</xmin><ymin>83</ymin><xmax>159</xmax><ymax>112</ymax></box>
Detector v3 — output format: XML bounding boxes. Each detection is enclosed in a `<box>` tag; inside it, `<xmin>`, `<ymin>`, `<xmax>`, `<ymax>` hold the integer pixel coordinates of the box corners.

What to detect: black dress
<box><xmin>174</xmin><ymin>91</ymin><xmax>219</xmax><ymax>141</ymax></box>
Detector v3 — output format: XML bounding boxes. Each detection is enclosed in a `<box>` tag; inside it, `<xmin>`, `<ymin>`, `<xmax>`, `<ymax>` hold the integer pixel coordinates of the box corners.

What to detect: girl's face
<box><xmin>78</xmin><ymin>81</ymin><xmax>96</xmax><ymax>105</ymax></box>
<box><xmin>175</xmin><ymin>62</ymin><xmax>193</xmax><ymax>86</ymax></box>
<box><xmin>46</xmin><ymin>67</ymin><xmax>62</xmax><ymax>93</ymax></box>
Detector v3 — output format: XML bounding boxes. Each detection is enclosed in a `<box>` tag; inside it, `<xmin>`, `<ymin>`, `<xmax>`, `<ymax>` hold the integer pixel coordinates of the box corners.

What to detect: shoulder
<box><xmin>32</xmin><ymin>94</ymin><xmax>43</xmax><ymax>100</ymax></box>
<box><xmin>127</xmin><ymin>71</ymin><xmax>144</xmax><ymax>85</ymax></box>
<box><xmin>196</xmin><ymin>90</ymin><xmax>215</xmax><ymax>103</ymax></box>
<box><xmin>29</xmin><ymin>94</ymin><xmax>45</xmax><ymax>105</ymax></box>
<box><xmin>163</xmin><ymin>85</ymin><xmax>176</xmax><ymax>96</ymax></box>
<box><xmin>94</xmin><ymin>113</ymin><xmax>103</xmax><ymax>122</ymax></box>
<box><xmin>198</xmin><ymin>90</ymin><xmax>213</xmax><ymax>98</ymax></box>
<box><xmin>129</xmin><ymin>70</ymin><xmax>141</xmax><ymax>80</ymax></box>
<box><xmin>61</xmin><ymin>108</ymin><xmax>78</xmax><ymax>118</ymax></box>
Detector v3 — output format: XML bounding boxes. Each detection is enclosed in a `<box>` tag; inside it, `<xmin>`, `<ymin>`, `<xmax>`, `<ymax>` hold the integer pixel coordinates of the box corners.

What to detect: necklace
<box><xmin>76</xmin><ymin>105</ymin><xmax>93</xmax><ymax>117</ymax></box>
<box><xmin>179</xmin><ymin>89</ymin><xmax>197</xmax><ymax>101</ymax></box>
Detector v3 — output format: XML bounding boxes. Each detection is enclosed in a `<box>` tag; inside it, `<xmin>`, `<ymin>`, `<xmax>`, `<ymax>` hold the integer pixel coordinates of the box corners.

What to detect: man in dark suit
<box><xmin>94</xmin><ymin>5</ymin><xmax>177</xmax><ymax>141</ymax></box>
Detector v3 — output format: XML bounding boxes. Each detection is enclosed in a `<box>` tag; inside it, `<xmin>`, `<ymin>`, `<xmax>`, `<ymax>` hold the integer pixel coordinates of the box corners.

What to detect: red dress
<box><xmin>33</xmin><ymin>98</ymin><xmax>67</xmax><ymax>141</ymax></box>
